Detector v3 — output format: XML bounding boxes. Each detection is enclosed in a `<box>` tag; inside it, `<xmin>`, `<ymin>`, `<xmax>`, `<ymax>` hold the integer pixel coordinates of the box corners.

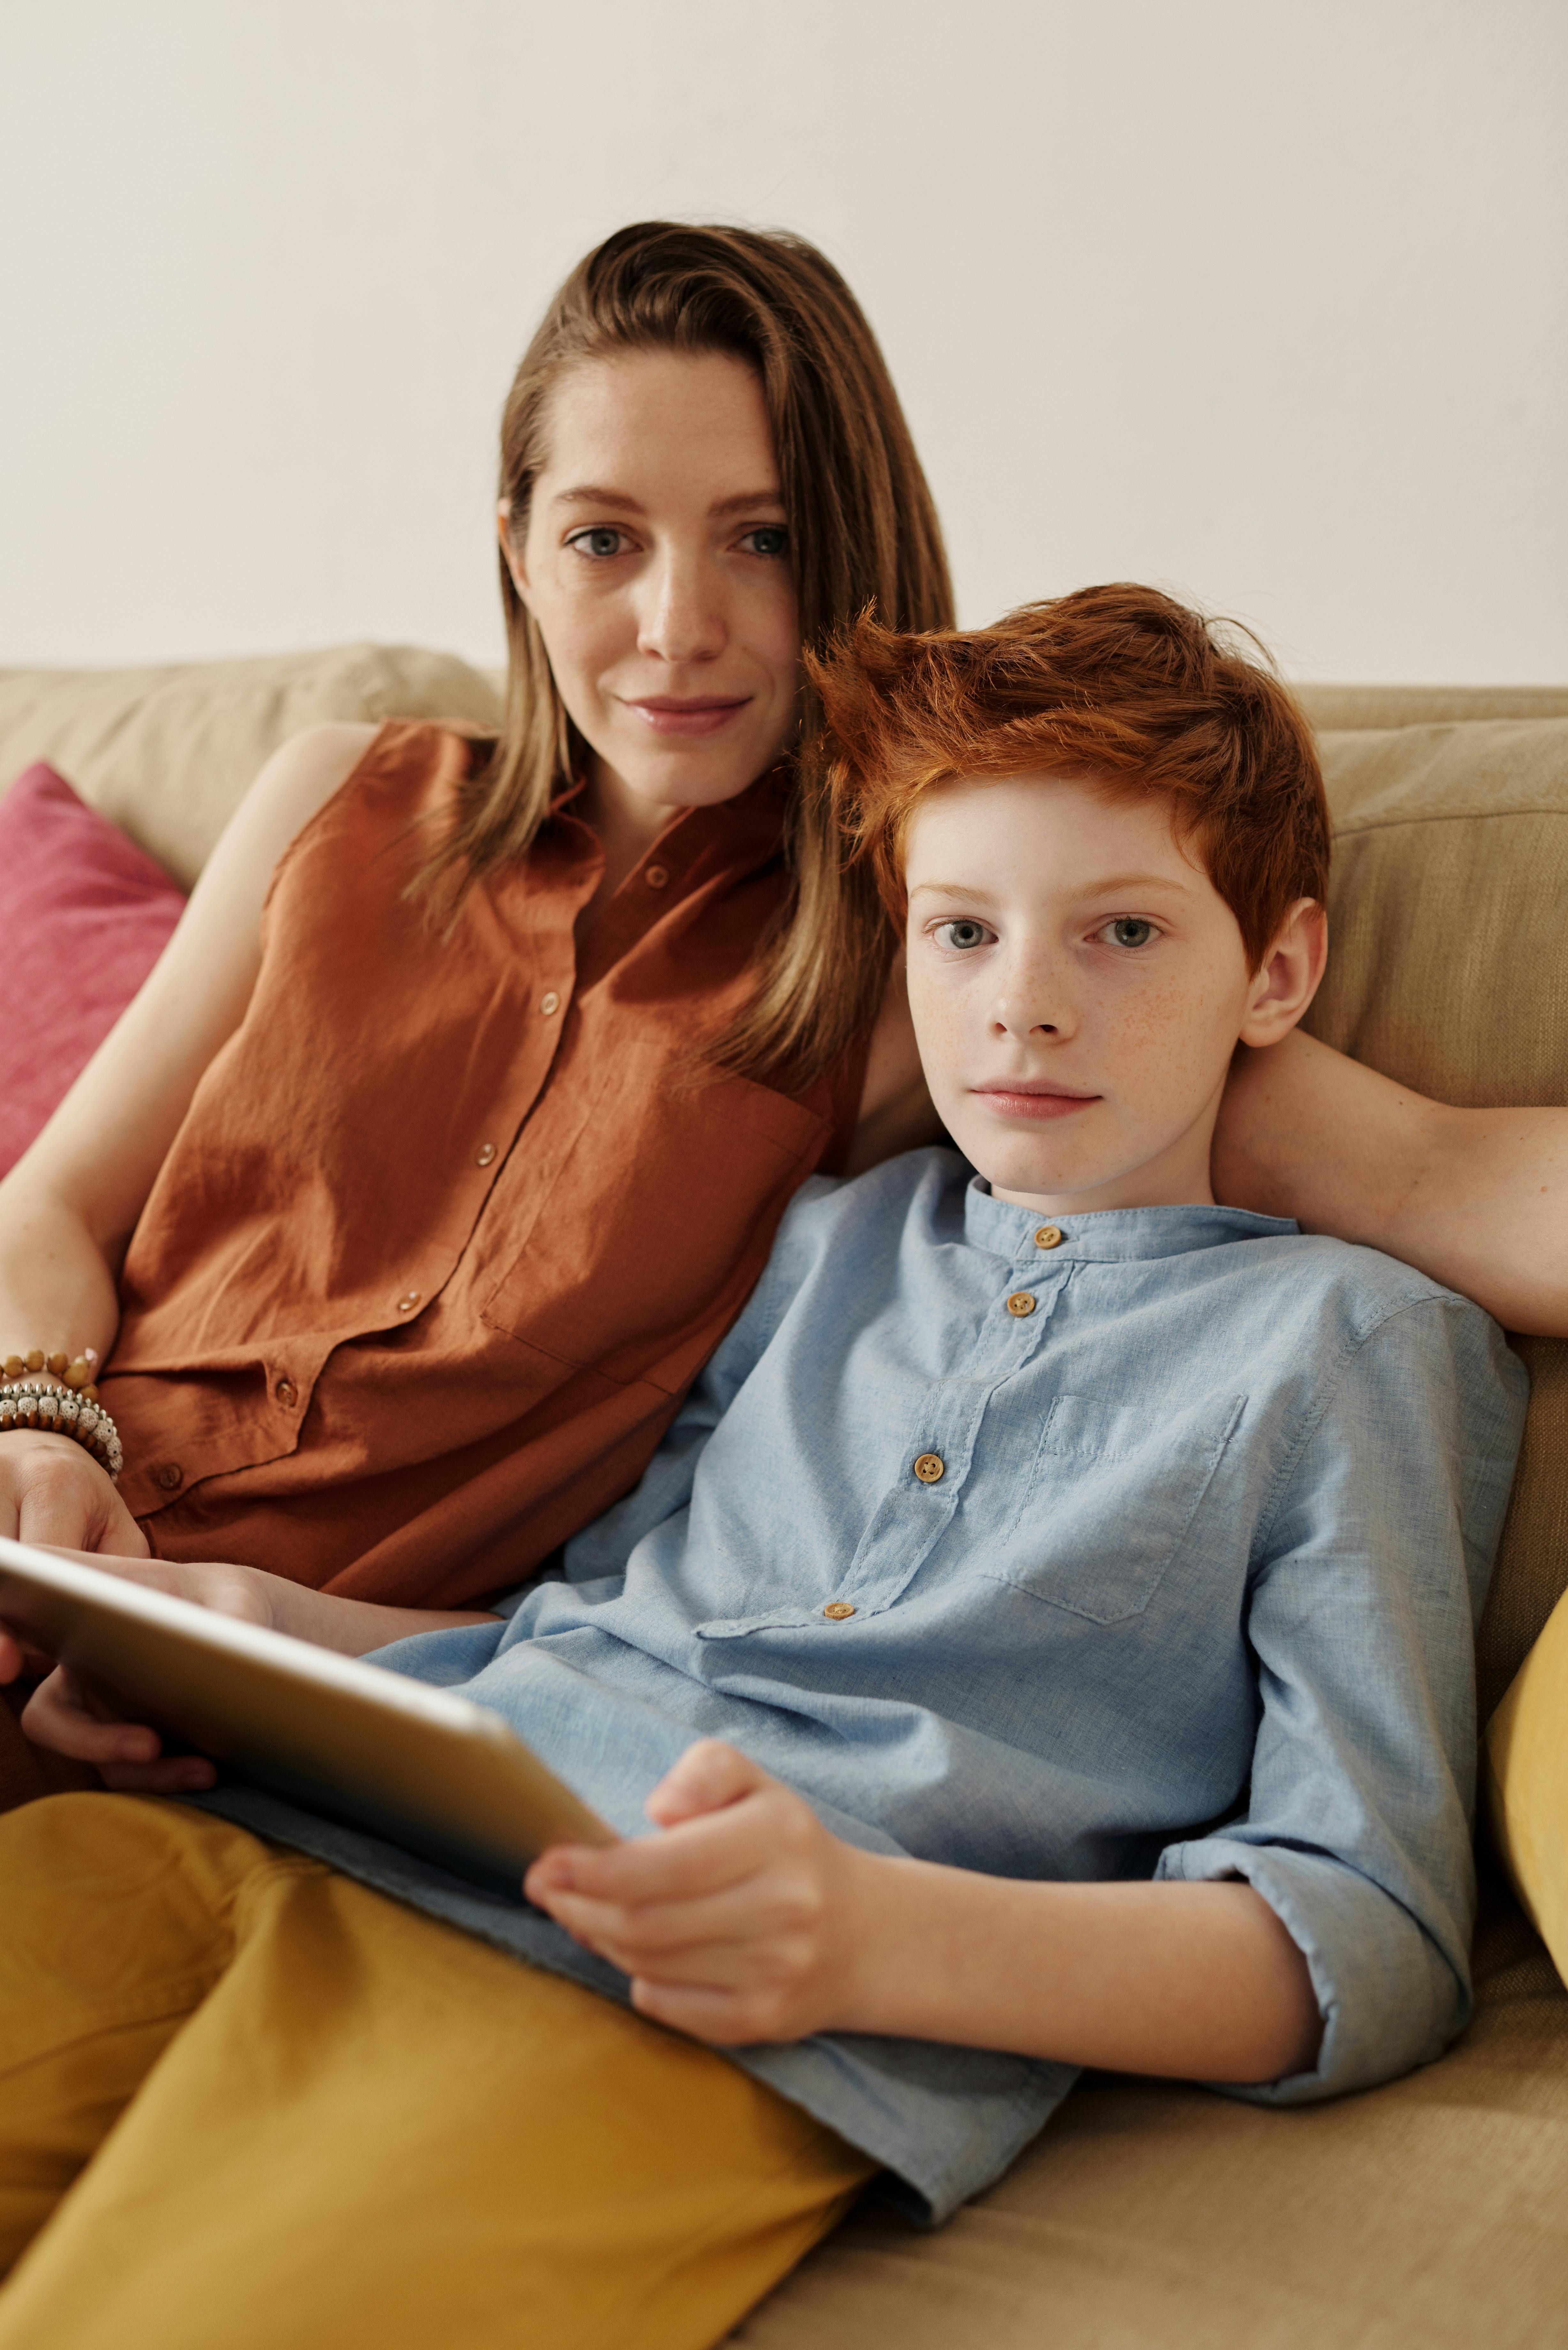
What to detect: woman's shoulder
<box><xmin>245</xmin><ymin>720</ymin><xmax>484</xmax><ymax>878</ymax></box>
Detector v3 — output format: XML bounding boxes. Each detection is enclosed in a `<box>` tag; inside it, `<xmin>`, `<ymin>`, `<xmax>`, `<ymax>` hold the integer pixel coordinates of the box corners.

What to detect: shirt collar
<box><xmin>960</xmin><ymin>1172</ymin><xmax>1299</xmax><ymax>1264</ymax></box>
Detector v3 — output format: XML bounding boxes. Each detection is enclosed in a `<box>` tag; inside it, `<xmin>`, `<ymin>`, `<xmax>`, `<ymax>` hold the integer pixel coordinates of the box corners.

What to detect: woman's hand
<box><xmin>0</xmin><ymin>1551</ymin><xmax>272</xmax><ymax>1796</ymax></box>
<box><xmin>0</xmin><ymin>1430</ymin><xmax>150</xmax><ymax>1557</ymax></box>
<box><xmin>525</xmin><ymin>1740</ymin><xmax>875</xmax><ymax>2045</ymax></box>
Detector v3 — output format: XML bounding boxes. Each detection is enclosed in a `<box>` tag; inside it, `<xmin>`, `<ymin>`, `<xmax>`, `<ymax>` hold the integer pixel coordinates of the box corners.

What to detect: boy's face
<box><xmin>903</xmin><ymin>772</ymin><xmax>1324</xmax><ymax>1215</ymax></box>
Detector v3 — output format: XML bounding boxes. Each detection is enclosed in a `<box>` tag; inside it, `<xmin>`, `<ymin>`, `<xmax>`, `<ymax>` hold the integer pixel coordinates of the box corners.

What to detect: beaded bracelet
<box><xmin>0</xmin><ymin>1382</ymin><xmax>123</xmax><ymax>1479</ymax></box>
<box><xmin>2</xmin><ymin>1346</ymin><xmax>100</xmax><ymax>1403</ymax></box>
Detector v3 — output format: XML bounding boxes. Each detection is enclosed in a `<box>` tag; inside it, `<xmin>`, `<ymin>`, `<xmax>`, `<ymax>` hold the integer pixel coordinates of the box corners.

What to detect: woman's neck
<box><xmin>577</xmin><ymin>758</ymin><xmax>687</xmax><ymax>910</ymax></box>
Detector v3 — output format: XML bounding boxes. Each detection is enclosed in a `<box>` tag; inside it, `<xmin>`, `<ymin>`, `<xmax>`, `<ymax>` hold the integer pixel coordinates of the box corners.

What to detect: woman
<box><xmin>1</xmin><ymin>222</ymin><xmax>1563</xmax><ymax>1794</ymax></box>
<box><xmin>0</xmin><ymin>222</ymin><xmax>948</xmax><ymax>1618</ymax></box>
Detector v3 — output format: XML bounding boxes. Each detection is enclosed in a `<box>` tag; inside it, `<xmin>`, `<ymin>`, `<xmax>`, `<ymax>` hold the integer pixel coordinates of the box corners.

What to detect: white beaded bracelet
<box><xmin>0</xmin><ymin>1380</ymin><xmax>123</xmax><ymax>1480</ymax></box>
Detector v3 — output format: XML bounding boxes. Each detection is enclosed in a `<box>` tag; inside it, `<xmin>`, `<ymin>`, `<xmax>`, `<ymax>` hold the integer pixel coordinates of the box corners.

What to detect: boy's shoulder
<box><xmin>1224</xmin><ymin>1221</ymin><xmax>1489</xmax><ymax>1329</ymax></box>
<box><xmin>771</xmin><ymin>1147</ymin><xmax>966</xmax><ymax>1264</ymax></box>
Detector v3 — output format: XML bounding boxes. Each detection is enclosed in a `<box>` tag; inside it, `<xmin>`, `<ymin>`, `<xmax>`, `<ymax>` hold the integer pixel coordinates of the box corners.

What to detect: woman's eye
<box><xmin>937</xmin><ymin>919</ymin><xmax>994</xmax><ymax>952</ymax></box>
<box><xmin>739</xmin><ymin>525</ymin><xmax>790</xmax><ymax>558</ymax></box>
<box><xmin>1100</xmin><ymin>918</ymin><xmax>1158</xmax><ymax>950</ymax></box>
<box><xmin>566</xmin><ymin>527</ymin><xmax>629</xmax><ymax>560</ymax></box>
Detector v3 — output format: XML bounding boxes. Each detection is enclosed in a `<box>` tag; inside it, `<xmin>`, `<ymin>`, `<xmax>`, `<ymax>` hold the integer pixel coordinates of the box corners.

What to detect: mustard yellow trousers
<box><xmin>0</xmin><ymin>1795</ymin><xmax>872</xmax><ymax>2350</ymax></box>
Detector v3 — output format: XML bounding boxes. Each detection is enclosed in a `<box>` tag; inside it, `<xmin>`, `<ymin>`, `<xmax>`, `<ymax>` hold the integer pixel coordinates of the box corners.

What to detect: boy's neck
<box><xmin>986</xmin><ymin>1117</ymin><xmax>1219</xmax><ymax>1219</ymax></box>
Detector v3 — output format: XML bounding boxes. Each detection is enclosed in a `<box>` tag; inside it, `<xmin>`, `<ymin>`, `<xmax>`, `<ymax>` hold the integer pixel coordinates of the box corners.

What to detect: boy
<box><xmin>0</xmin><ymin>587</ymin><xmax>1527</xmax><ymax>2349</ymax></box>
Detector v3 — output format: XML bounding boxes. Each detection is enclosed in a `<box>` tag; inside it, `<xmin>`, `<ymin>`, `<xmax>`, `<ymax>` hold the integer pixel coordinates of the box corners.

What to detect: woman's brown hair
<box><xmin>423</xmin><ymin>221</ymin><xmax>954</xmax><ymax>1087</ymax></box>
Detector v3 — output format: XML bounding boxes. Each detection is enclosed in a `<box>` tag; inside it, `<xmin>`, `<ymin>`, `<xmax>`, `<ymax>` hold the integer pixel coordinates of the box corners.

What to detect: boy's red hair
<box><xmin>810</xmin><ymin>584</ymin><xmax>1330</xmax><ymax>970</ymax></box>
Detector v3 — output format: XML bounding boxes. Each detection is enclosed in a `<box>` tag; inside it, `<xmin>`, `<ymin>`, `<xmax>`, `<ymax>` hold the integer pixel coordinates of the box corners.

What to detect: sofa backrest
<box><xmin>1304</xmin><ymin>695</ymin><xmax>1568</xmax><ymax>1717</ymax></box>
<box><xmin>0</xmin><ymin>645</ymin><xmax>504</xmax><ymax>889</ymax></box>
<box><xmin>3</xmin><ymin>652</ymin><xmax>1564</xmax><ymax>1715</ymax></box>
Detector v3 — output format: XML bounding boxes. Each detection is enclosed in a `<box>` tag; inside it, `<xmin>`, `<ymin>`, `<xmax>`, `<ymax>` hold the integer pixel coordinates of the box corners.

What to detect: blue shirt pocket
<box><xmin>982</xmin><ymin>1390</ymin><xmax>1246</xmax><ymax>1623</ymax></box>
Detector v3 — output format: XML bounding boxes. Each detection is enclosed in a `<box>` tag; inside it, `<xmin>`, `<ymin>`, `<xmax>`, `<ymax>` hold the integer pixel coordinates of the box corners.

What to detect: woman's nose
<box><xmin>636</xmin><ymin>548</ymin><xmax>727</xmax><ymax>665</ymax></box>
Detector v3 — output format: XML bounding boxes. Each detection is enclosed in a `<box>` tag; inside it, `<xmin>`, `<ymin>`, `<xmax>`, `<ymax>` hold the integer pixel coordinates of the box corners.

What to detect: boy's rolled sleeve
<box><xmin>1156</xmin><ymin>1293</ymin><xmax>1526</xmax><ymax>2104</ymax></box>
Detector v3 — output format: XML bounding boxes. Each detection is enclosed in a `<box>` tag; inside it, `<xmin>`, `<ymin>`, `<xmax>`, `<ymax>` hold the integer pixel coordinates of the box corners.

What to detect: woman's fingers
<box><xmin>0</xmin><ymin>1434</ymin><xmax>149</xmax><ymax>1558</ymax></box>
<box><xmin>98</xmin><ymin>1754</ymin><xmax>217</xmax><ymax>1794</ymax></box>
<box><xmin>19</xmin><ymin>1666</ymin><xmax>163</xmax><ymax>1764</ymax></box>
<box><xmin>0</xmin><ymin>1623</ymin><xmax>57</xmax><ymax>1682</ymax></box>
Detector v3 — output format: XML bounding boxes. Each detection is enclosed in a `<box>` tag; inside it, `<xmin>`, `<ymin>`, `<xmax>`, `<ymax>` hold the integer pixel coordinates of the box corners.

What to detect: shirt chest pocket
<box><xmin>981</xmin><ymin>1390</ymin><xmax>1246</xmax><ymax>1624</ymax></box>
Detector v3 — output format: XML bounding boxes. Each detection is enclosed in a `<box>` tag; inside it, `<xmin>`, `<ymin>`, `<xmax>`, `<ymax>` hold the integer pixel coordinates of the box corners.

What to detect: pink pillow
<box><xmin>0</xmin><ymin>764</ymin><xmax>187</xmax><ymax>1176</ymax></box>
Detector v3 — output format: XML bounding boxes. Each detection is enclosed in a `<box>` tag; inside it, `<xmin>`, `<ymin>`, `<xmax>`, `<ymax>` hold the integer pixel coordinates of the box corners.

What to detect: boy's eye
<box><xmin>936</xmin><ymin>919</ymin><xmax>994</xmax><ymax>951</ymax></box>
<box><xmin>565</xmin><ymin>527</ymin><xmax>630</xmax><ymax>560</ymax></box>
<box><xmin>739</xmin><ymin>525</ymin><xmax>789</xmax><ymax>558</ymax></box>
<box><xmin>1100</xmin><ymin>917</ymin><xmax>1159</xmax><ymax>950</ymax></box>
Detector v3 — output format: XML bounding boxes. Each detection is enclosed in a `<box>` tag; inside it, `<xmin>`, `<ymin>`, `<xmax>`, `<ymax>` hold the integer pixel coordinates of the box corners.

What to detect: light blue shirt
<box><xmin>200</xmin><ymin>1149</ymin><xmax>1527</xmax><ymax>2222</ymax></box>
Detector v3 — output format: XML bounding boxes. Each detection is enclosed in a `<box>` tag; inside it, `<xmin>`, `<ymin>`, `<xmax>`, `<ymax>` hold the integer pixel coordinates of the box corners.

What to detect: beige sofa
<box><xmin>3</xmin><ymin>649</ymin><xmax>1566</xmax><ymax>2346</ymax></box>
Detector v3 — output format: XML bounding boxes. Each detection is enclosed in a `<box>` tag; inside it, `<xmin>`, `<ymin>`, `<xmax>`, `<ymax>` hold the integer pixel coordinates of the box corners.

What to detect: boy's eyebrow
<box><xmin>907</xmin><ymin>871</ymin><xmax>1196</xmax><ymax>901</ymax></box>
<box><xmin>1078</xmin><ymin>870</ymin><xmax>1200</xmax><ymax>898</ymax></box>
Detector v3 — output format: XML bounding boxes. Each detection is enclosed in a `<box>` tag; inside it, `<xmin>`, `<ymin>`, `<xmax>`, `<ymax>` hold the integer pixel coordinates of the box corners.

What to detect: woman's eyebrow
<box><xmin>708</xmin><ymin>489</ymin><xmax>786</xmax><ymax>516</ymax></box>
<box><xmin>546</xmin><ymin>486</ymin><xmax>785</xmax><ymax>516</ymax></box>
<box><xmin>549</xmin><ymin>485</ymin><xmax>644</xmax><ymax>511</ymax></box>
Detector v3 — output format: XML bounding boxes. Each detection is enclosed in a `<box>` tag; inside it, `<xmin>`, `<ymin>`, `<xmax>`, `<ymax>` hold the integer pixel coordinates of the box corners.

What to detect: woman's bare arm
<box><xmin>0</xmin><ymin>722</ymin><xmax>378</xmax><ymax>1548</ymax></box>
<box><xmin>0</xmin><ymin>1550</ymin><xmax>500</xmax><ymax>1793</ymax></box>
<box><xmin>1214</xmin><ymin>1029</ymin><xmax>1568</xmax><ymax>1334</ymax></box>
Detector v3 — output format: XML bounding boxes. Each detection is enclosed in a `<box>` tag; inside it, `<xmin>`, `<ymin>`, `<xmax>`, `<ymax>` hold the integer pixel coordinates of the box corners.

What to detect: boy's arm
<box><xmin>1214</xmin><ymin>1029</ymin><xmax>1568</xmax><ymax>1335</ymax></box>
<box><xmin>529</xmin><ymin>1738</ymin><xmax>1322</xmax><ymax>2078</ymax></box>
<box><xmin>533</xmin><ymin>1291</ymin><xmax>1526</xmax><ymax>2089</ymax></box>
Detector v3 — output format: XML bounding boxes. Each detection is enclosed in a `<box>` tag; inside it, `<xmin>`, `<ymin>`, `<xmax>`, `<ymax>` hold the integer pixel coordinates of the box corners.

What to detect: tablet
<box><xmin>0</xmin><ymin>1536</ymin><xmax>614</xmax><ymax>1892</ymax></box>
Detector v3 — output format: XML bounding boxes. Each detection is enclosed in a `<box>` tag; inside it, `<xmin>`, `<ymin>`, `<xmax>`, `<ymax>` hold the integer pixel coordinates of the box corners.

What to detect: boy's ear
<box><xmin>1238</xmin><ymin>899</ymin><xmax>1328</xmax><ymax>1049</ymax></box>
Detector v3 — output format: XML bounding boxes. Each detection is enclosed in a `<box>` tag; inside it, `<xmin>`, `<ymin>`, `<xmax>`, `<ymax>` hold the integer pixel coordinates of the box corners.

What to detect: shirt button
<box><xmin>396</xmin><ymin>1291</ymin><xmax>422</xmax><ymax>1314</ymax></box>
<box><xmin>475</xmin><ymin>1143</ymin><xmax>497</xmax><ymax>1167</ymax></box>
<box><xmin>645</xmin><ymin>864</ymin><xmax>670</xmax><ymax>889</ymax></box>
<box><xmin>157</xmin><ymin>1461</ymin><xmax>184</xmax><ymax>1491</ymax></box>
<box><xmin>913</xmin><ymin>1452</ymin><xmax>946</xmax><ymax>1484</ymax></box>
<box><xmin>823</xmin><ymin>1600</ymin><xmax>856</xmax><ymax>1620</ymax></box>
<box><xmin>1035</xmin><ymin>1225</ymin><xmax>1064</xmax><ymax>1250</ymax></box>
<box><xmin>275</xmin><ymin>1377</ymin><xmax>298</xmax><ymax>1407</ymax></box>
<box><xmin>539</xmin><ymin>991</ymin><xmax>561</xmax><ymax>1017</ymax></box>
<box><xmin>1006</xmin><ymin>1291</ymin><xmax>1037</xmax><ymax>1317</ymax></box>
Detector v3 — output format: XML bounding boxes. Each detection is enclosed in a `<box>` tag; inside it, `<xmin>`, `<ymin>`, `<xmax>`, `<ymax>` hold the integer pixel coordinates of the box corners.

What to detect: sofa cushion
<box><xmin>0</xmin><ymin>764</ymin><xmax>186</xmax><ymax>1177</ymax></box>
<box><xmin>1303</xmin><ymin>717</ymin><xmax>1568</xmax><ymax>1721</ymax></box>
<box><xmin>0</xmin><ymin>645</ymin><xmax>503</xmax><ymax>890</ymax></box>
<box><xmin>1485</xmin><ymin>1583</ymin><xmax>1568</xmax><ymax>1984</ymax></box>
<box><xmin>729</xmin><ymin>1885</ymin><xmax>1568</xmax><ymax>2350</ymax></box>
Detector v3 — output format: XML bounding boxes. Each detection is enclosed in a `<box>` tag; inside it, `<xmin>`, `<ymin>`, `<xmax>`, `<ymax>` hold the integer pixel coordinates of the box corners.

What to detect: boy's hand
<box><xmin>0</xmin><ymin>1551</ymin><xmax>272</xmax><ymax>1794</ymax></box>
<box><xmin>524</xmin><ymin>1740</ymin><xmax>876</xmax><ymax>2045</ymax></box>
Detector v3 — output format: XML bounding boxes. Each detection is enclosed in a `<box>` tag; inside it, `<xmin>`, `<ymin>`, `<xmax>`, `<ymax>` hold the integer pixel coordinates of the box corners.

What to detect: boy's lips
<box><xmin>622</xmin><ymin>694</ymin><xmax>751</xmax><ymax>738</ymax></box>
<box><xmin>970</xmin><ymin>1081</ymin><xmax>1101</xmax><ymax>1122</ymax></box>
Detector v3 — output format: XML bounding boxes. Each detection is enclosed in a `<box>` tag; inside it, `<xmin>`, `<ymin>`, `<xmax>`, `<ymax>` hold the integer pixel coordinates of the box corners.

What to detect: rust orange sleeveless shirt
<box><xmin>103</xmin><ymin>724</ymin><xmax>866</xmax><ymax>1608</ymax></box>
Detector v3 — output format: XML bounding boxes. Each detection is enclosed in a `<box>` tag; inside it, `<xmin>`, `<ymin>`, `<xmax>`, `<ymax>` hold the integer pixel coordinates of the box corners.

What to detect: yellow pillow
<box><xmin>1485</xmin><ymin>1585</ymin><xmax>1568</xmax><ymax>1982</ymax></box>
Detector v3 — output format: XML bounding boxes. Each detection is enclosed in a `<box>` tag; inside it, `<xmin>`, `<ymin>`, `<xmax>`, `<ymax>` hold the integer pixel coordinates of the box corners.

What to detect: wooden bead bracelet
<box><xmin>2</xmin><ymin>1347</ymin><xmax>100</xmax><ymax>1403</ymax></box>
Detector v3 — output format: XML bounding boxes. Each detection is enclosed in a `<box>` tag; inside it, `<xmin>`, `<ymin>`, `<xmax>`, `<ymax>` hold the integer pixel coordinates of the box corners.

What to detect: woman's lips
<box><xmin>623</xmin><ymin>696</ymin><xmax>751</xmax><ymax>739</ymax></box>
<box><xmin>971</xmin><ymin>1085</ymin><xmax>1100</xmax><ymax>1122</ymax></box>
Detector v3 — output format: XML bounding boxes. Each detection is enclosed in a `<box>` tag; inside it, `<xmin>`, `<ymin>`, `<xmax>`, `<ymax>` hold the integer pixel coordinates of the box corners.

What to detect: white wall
<box><xmin>3</xmin><ymin>0</ymin><xmax>1564</xmax><ymax>682</ymax></box>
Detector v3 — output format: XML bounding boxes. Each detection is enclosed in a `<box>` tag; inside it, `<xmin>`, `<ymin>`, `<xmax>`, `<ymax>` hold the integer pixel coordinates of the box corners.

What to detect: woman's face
<box><xmin>504</xmin><ymin>348</ymin><xmax>800</xmax><ymax>828</ymax></box>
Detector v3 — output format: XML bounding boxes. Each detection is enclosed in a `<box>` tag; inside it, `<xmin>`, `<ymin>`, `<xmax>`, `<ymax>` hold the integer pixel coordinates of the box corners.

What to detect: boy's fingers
<box><xmin>537</xmin><ymin>1880</ymin><xmax>787</xmax><ymax>1963</ymax></box>
<box><xmin>532</xmin><ymin>1801</ymin><xmax>769</xmax><ymax>1905</ymax></box>
<box><xmin>645</xmin><ymin>1738</ymin><xmax>767</xmax><ymax>1828</ymax></box>
<box><xmin>629</xmin><ymin>1976</ymin><xmax>789</xmax><ymax>2046</ymax></box>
